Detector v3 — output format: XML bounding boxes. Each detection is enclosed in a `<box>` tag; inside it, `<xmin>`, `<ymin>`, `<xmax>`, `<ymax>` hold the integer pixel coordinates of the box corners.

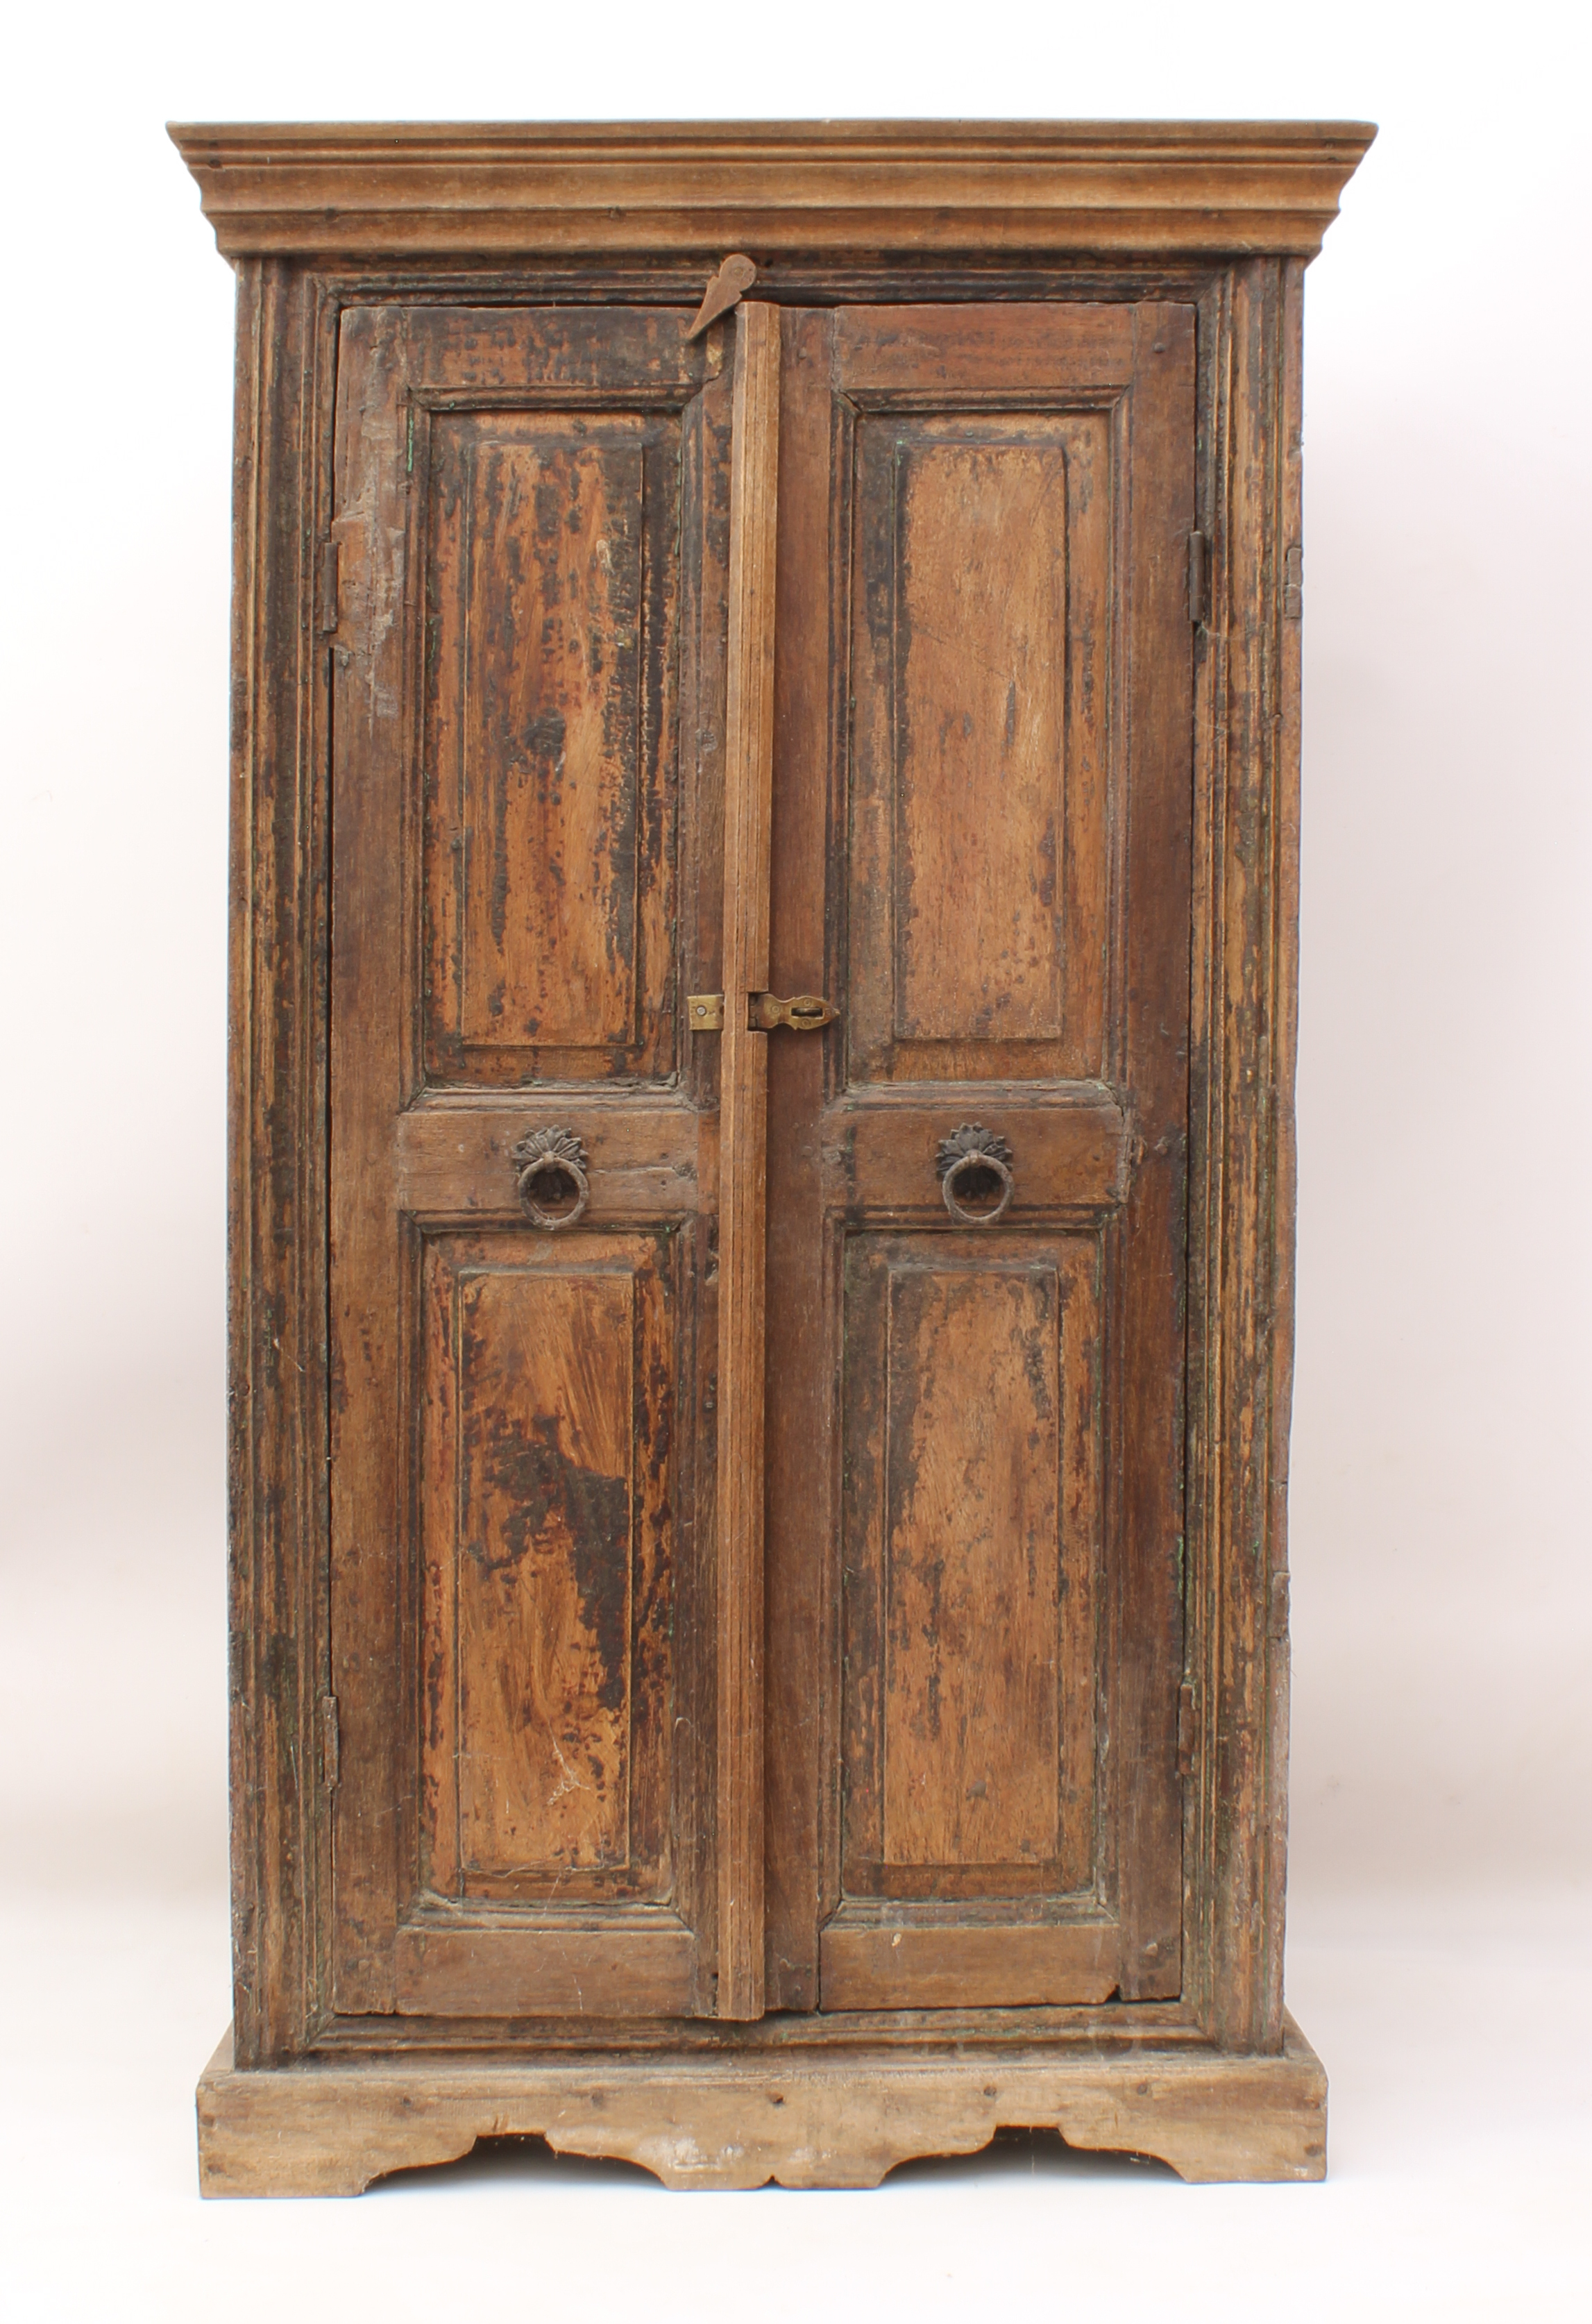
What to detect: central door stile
<box><xmin>715</xmin><ymin>303</ymin><xmax>781</xmax><ymax>2020</ymax></box>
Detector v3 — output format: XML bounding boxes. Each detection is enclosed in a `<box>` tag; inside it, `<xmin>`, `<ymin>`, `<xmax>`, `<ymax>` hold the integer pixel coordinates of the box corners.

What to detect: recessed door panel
<box><xmin>417</xmin><ymin>1231</ymin><xmax>673</xmax><ymax>1905</ymax></box>
<box><xmin>423</xmin><ymin>410</ymin><xmax>679</xmax><ymax>1085</ymax></box>
<box><xmin>849</xmin><ymin>411</ymin><xmax>1112</xmax><ymax>1084</ymax></box>
<box><xmin>840</xmin><ymin>1233</ymin><xmax>1102</xmax><ymax>1903</ymax></box>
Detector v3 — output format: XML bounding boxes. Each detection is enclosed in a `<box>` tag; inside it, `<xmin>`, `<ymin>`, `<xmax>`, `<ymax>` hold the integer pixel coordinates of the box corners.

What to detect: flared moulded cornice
<box><xmin>169</xmin><ymin>118</ymin><xmax>1375</xmax><ymax>262</ymax></box>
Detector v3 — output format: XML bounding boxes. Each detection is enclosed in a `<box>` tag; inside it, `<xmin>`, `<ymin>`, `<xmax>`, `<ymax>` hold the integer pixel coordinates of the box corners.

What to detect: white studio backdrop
<box><xmin>1</xmin><ymin>4</ymin><xmax>1589</xmax><ymax>2314</ymax></box>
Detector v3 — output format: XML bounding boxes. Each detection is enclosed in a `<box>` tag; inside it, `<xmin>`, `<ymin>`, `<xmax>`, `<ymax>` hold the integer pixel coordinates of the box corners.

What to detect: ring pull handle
<box><xmin>936</xmin><ymin>1124</ymin><xmax>1015</xmax><ymax>1227</ymax></box>
<box><xmin>510</xmin><ymin>1127</ymin><xmax>590</xmax><ymax>1231</ymax></box>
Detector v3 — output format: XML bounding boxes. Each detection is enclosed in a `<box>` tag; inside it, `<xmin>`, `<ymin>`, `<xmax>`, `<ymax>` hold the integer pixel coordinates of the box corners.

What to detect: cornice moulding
<box><xmin>169</xmin><ymin>119</ymin><xmax>1376</xmax><ymax>262</ymax></box>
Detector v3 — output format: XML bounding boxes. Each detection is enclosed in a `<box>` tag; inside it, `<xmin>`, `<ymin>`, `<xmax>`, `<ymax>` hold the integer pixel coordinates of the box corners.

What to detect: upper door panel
<box><xmin>332</xmin><ymin>305</ymin><xmax>710</xmax><ymax>1100</ymax></box>
<box><xmin>423</xmin><ymin>405</ymin><xmax>680</xmax><ymax>1086</ymax></box>
<box><xmin>838</xmin><ymin>304</ymin><xmax>1142</xmax><ymax>1090</ymax></box>
<box><xmin>849</xmin><ymin>405</ymin><xmax>1110</xmax><ymax>1085</ymax></box>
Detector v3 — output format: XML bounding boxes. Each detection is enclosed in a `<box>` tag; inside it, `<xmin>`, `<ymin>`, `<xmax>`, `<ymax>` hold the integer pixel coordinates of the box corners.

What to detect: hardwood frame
<box><xmin>178</xmin><ymin>118</ymin><xmax>1371</xmax><ymax>2181</ymax></box>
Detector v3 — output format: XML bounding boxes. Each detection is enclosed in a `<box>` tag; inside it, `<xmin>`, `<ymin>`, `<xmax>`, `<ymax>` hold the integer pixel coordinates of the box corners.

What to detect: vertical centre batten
<box><xmin>715</xmin><ymin>303</ymin><xmax>781</xmax><ymax>2020</ymax></box>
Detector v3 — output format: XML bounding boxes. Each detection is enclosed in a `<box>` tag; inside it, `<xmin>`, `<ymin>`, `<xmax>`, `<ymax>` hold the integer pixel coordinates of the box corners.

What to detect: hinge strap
<box><xmin>320</xmin><ymin>1694</ymin><xmax>340</xmax><ymax>1789</ymax></box>
<box><xmin>317</xmin><ymin>539</ymin><xmax>340</xmax><ymax>635</ymax></box>
<box><xmin>1176</xmin><ymin>1680</ymin><xmax>1197</xmax><ymax>1778</ymax></box>
<box><xmin>1187</xmin><ymin>529</ymin><xmax>1208</xmax><ymax>625</ymax></box>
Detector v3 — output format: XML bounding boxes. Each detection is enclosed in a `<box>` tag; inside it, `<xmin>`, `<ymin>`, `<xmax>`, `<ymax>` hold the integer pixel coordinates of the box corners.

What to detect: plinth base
<box><xmin>196</xmin><ymin>2015</ymin><xmax>1326</xmax><ymax>2193</ymax></box>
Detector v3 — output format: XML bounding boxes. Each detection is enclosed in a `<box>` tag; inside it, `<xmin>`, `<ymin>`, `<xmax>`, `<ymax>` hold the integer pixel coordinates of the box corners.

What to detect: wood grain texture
<box><xmin>196</xmin><ymin>2014</ymin><xmax>1328</xmax><ymax>2192</ymax></box>
<box><xmin>713</xmin><ymin>302</ymin><xmax>780</xmax><ymax>2019</ymax></box>
<box><xmin>393</xmin><ymin>1923</ymin><xmax>695</xmax><ymax>2018</ymax></box>
<box><xmin>820</xmin><ymin>1921</ymin><xmax>1120</xmax><ymax>2011</ymax></box>
<box><xmin>170</xmin><ymin>119</ymin><xmax>1375</xmax><ymax>260</ymax></box>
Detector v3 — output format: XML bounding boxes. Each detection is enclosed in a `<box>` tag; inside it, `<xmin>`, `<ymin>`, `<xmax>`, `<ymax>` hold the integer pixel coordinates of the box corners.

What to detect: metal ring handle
<box><xmin>935</xmin><ymin>1124</ymin><xmax>1016</xmax><ymax>1227</ymax></box>
<box><xmin>516</xmin><ymin>1154</ymin><xmax>589</xmax><ymax>1231</ymax></box>
<box><xmin>510</xmin><ymin>1127</ymin><xmax>591</xmax><ymax>1231</ymax></box>
<box><xmin>941</xmin><ymin>1146</ymin><xmax>1015</xmax><ymax>1227</ymax></box>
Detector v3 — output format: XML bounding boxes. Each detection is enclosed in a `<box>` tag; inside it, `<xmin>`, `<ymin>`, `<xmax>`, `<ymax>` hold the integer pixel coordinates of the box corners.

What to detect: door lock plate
<box><xmin>749</xmin><ymin>991</ymin><xmax>838</xmax><ymax>1032</ymax></box>
<box><xmin>687</xmin><ymin>991</ymin><xmax>838</xmax><ymax>1033</ymax></box>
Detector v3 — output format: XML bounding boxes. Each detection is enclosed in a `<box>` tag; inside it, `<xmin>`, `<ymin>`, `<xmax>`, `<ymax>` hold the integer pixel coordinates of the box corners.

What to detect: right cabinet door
<box><xmin>763</xmin><ymin>301</ymin><xmax>1196</xmax><ymax>2012</ymax></box>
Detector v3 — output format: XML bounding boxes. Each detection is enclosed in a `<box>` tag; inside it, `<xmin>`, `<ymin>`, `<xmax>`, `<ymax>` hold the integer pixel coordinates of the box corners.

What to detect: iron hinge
<box><xmin>317</xmin><ymin>539</ymin><xmax>340</xmax><ymax>635</ymax></box>
<box><xmin>1176</xmin><ymin>1681</ymin><xmax>1197</xmax><ymax>1778</ymax></box>
<box><xmin>1282</xmin><ymin>542</ymin><xmax>1304</xmax><ymax>621</ymax></box>
<box><xmin>1187</xmin><ymin>529</ymin><xmax>1208</xmax><ymax>625</ymax></box>
<box><xmin>1269</xmin><ymin>1569</ymin><xmax>1292</xmax><ymax>1640</ymax></box>
<box><xmin>320</xmin><ymin>1694</ymin><xmax>341</xmax><ymax>1790</ymax></box>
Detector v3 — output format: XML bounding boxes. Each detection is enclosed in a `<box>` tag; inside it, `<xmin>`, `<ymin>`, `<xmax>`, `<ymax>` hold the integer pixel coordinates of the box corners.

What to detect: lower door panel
<box><xmin>827</xmin><ymin>1231</ymin><xmax>1120</xmax><ymax>2009</ymax></box>
<box><xmin>395</xmin><ymin>1228</ymin><xmax>695</xmax><ymax>2020</ymax></box>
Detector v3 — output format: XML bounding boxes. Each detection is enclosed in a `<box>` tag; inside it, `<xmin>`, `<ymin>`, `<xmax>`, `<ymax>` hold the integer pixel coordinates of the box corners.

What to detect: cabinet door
<box><xmin>328</xmin><ymin>305</ymin><xmax>736</xmax><ymax>2019</ymax></box>
<box><xmin>764</xmin><ymin>303</ymin><xmax>1195</xmax><ymax>2010</ymax></box>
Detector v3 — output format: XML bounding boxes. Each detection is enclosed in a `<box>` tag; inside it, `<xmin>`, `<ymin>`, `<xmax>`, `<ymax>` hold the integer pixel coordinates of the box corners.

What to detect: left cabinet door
<box><xmin>328</xmin><ymin>304</ymin><xmax>730</xmax><ymax>2021</ymax></box>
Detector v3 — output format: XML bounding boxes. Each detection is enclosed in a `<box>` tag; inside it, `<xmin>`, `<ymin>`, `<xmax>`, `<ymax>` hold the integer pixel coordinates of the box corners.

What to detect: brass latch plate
<box><xmin>686</xmin><ymin>992</ymin><xmax>838</xmax><ymax>1033</ymax></box>
<box><xmin>748</xmin><ymin>992</ymin><xmax>838</xmax><ymax>1032</ymax></box>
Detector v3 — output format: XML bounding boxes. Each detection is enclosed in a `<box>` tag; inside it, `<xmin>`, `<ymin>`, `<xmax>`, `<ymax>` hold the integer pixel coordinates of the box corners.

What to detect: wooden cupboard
<box><xmin>173</xmin><ymin>118</ymin><xmax>1373</xmax><ymax>2191</ymax></box>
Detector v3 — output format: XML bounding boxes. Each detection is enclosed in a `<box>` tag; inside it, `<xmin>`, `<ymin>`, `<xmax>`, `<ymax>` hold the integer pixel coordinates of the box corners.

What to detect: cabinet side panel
<box><xmin>1190</xmin><ymin>258</ymin><xmax>1298</xmax><ymax>2051</ymax></box>
<box><xmin>228</xmin><ymin>259</ymin><xmax>327</xmax><ymax>2066</ymax></box>
<box><xmin>1264</xmin><ymin>258</ymin><xmax>1305</xmax><ymax>2046</ymax></box>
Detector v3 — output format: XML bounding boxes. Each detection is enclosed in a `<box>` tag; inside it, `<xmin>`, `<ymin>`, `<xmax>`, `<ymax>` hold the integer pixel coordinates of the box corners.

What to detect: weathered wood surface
<box><xmin>1180</xmin><ymin>259</ymin><xmax>1308</xmax><ymax>2051</ymax></box>
<box><xmin>196</xmin><ymin>2016</ymin><xmax>1327</xmax><ymax>2193</ymax></box>
<box><xmin>223</xmin><ymin>256</ymin><xmax>330</xmax><ymax>2068</ymax></box>
<box><xmin>414</xmin><ymin>1233</ymin><xmax>675</xmax><ymax>1906</ymax></box>
<box><xmin>169</xmin><ymin>119</ymin><xmax>1375</xmax><ymax>260</ymax></box>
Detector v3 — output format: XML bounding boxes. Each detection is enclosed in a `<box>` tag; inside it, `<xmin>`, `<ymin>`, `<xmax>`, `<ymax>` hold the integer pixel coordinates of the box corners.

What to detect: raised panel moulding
<box><xmin>169</xmin><ymin>119</ymin><xmax>1375</xmax><ymax>260</ymax></box>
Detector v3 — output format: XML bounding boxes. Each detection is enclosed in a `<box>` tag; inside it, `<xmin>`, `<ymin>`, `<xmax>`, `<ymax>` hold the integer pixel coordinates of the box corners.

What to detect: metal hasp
<box><xmin>688</xmin><ymin>992</ymin><xmax>839</xmax><ymax>1032</ymax></box>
